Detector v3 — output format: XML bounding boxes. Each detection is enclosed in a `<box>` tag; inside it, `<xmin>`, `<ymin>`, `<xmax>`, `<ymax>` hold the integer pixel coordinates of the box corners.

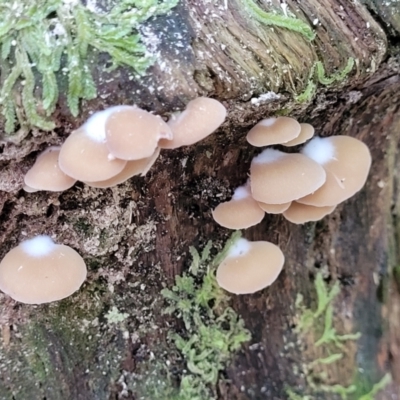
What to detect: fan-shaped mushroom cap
<box><xmin>283</xmin><ymin>123</ymin><xmax>315</xmax><ymax>147</ymax></box>
<box><xmin>23</xmin><ymin>185</ymin><xmax>39</xmax><ymax>193</ymax></box>
<box><xmin>257</xmin><ymin>201</ymin><xmax>292</xmax><ymax>214</ymax></box>
<box><xmin>246</xmin><ymin>117</ymin><xmax>301</xmax><ymax>147</ymax></box>
<box><xmin>105</xmin><ymin>107</ymin><xmax>172</xmax><ymax>160</ymax></box>
<box><xmin>298</xmin><ymin>136</ymin><xmax>372</xmax><ymax>206</ymax></box>
<box><xmin>0</xmin><ymin>235</ymin><xmax>87</xmax><ymax>304</ymax></box>
<box><xmin>24</xmin><ymin>147</ymin><xmax>77</xmax><ymax>192</ymax></box>
<box><xmin>216</xmin><ymin>238</ymin><xmax>284</xmax><ymax>294</ymax></box>
<box><xmin>212</xmin><ymin>185</ymin><xmax>264</xmax><ymax>229</ymax></box>
<box><xmin>84</xmin><ymin>148</ymin><xmax>160</xmax><ymax>188</ymax></box>
<box><xmin>159</xmin><ymin>97</ymin><xmax>226</xmax><ymax>149</ymax></box>
<box><xmin>283</xmin><ymin>202</ymin><xmax>336</xmax><ymax>224</ymax></box>
<box><xmin>250</xmin><ymin>149</ymin><xmax>326</xmax><ymax>204</ymax></box>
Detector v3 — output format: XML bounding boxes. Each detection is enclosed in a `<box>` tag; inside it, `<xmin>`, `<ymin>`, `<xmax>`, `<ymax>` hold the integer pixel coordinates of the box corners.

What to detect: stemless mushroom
<box><xmin>257</xmin><ymin>201</ymin><xmax>292</xmax><ymax>214</ymax></box>
<box><xmin>246</xmin><ymin>117</ymin><xmax>301</xmax><ymax>147</ymax></box>
<box><xmin>250</xmin><ymin>149</ymin><xmax>326</xmax><ymax>204</ymax></box>
<box><xmin>216</xmin><ymin>238</ymin><xmax>284</xmax><ymax>294</ymax></box>
<box><xmin>159</xmin><ymin>97</ymin><xmax>226</xmax><ymax>149</ymax></box>
<box><xmin>0</xmin><ymin>235</ymin><xmax>87</xmax><ymax>304</ymax></box>
<box><xmin>298</xmin><ymin>136</ymin><xmax>372</xmax><ymax>206</ymax></box>
<box><xmin>283</xmin><ymin>202</ymin><xmax>336</xmax><ymax>224</ymax></box>
<box><xmin>212</xmin><ymin>184</ymin><xmax>264</xmax><ymax>229</ymax></box>
<box><xmin>24</xmin><ymin>147</ymin><xmax>76</xmax><ymax>192</ymax></box>
<box><xmin>282</xmin><ymin>123</ymin><xmax>315</xmax><ymax>147</ymax></box>
<box><xmin>59</xmin><ymin>108</ymin><xmax>127</xmax><ymax>182</ymax></box>
<box><xmin>105</xmin><ymin>107</ymin><xmax>172</xmax><ymax>160</ymax></box>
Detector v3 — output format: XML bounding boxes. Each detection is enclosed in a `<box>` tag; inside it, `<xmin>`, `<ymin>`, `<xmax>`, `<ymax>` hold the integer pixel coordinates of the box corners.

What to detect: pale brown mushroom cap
<box><xmin>250</xmin><ymin>149</ymin><xmax>326</xmax><ymax>204</ymax></box>
<box><xmin>298</xmin><ymin>136</ymin><xmax>372</xmax><ymax>206</ymax></box>
<box><xmin>283</xmin><ymin>202</ymin><xmax>336</xmax><ymax>224</ymax></box>
<box><xmin>216</xmin><ymin>238</ymin><xmax>284</xmax><ymax>294</ymax></box>
<box><xmin>105</xmin><ymin>107</ymin><xmax>172</xmax><ymax>160</ymax></box>
<box><xmin>84</xmin><ymin>148</ymin><xmax>160</xmax><ymax>188</ymax></box>
<box><xmin>0</xmin><ymin>236</ymin><xmax>87</xmax><ymax>304</ymax></box>
<box><xmin>23</xmin><ymin>185</ymin><xmax>39</xmax><ymax>193</ymax></box>
<box><xmin>212</xmin><ymin>185</ymin><xmax>264</xmax><ymax>229</ymax></box>
<box><xmin>24</xmin><ymin>147</ymin><xmax>77</xmax><ymax>192</ymax></box>
<box><xmin>282</xmin><ymin>123</ymin><xmax>315</xmax><ymax>147</ymax></box>
<box><xmin>257</xmin><ymin>201</ymin><xmax>292</xmax><ymax>214</ymax></box>
<box><xmin>159</xmin><ymin>97</ymin><xmax>227</xmax><ymax>149</ymax></box>
<box><xmin>246</xmin><ymin>117</ymin><xmax>301</xmax><ymax>147</ymax></box>
<box><xmin>59</xmin><ymin>128</ymin><xmax>127</xmax><ymax>182</ymax></box>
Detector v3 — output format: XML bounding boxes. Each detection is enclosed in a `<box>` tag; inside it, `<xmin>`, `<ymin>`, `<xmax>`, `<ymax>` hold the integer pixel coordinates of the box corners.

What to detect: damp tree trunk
<box><xmin>0</xmin><ymin>1</ymin><xmax>400</xmax><ymax>399</ymax></box>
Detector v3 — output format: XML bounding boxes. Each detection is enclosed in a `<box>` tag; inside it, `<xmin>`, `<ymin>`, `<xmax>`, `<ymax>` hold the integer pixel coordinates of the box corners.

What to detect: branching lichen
<box><xmin>0</xmin><ymin>0</ymin><xmax>178</xmax><ymax>134</ymax></box>
<box><xmin>160</xmin><ymin>232</ymin><xmax>251</xmax><ymax>400</ymax></box>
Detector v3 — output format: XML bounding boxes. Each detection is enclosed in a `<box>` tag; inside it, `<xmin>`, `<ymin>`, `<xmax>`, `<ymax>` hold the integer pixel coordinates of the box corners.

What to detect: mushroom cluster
<box><xmin>23</xmin><ymin>97</ymin><xmax>227</xmax><ymax>192</ymax></box>
<box><xmin>213</xmin><ymin>116</ymin><xmax>371</xmax><ymax>295</ymax></box>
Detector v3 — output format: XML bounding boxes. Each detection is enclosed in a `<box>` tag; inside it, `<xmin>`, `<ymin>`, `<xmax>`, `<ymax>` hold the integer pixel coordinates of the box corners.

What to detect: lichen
<box><xmin>0</xmin><ymin>0</ymin><xmax>178</xmax><ymax>135</ymax></box>
<box><xmin>133</xmin><ymin>232</ymin><xmax>251</xmax><ymax>400</ymax></box>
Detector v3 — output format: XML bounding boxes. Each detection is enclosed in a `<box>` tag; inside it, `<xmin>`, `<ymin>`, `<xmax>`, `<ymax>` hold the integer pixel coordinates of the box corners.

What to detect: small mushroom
<box><xmin>257</xmin><ymin>201</ymin><xmax>292</xmax><ymax>214</ymax></box>
<box><xmin>298</xmin><ymin>136</ymin><xmax>372</xmax><ymax>206</ymax></box>
<box><xmin>283</xmin><ymin>202</ymin><xmax>336</xmax><ymax>224</ymax></box>
<box><xmin>24</xmin><ymin>147</ymin><xmax>76</xmax><ymax>192</ymax></box>
<box><xmin>216</xmin><ymin>238</ymin><xmax>284</xmax><ymax>294</ymax></box>
<box><xmin>159</xmin><ymin>97</ymin><xmax>226</xmax><ymax>149</ymax></box>
<box><xmin>250</xmin><ymin>149</ymin><xmax>326</xmax><ymax>204</ymax></box>
<box><xmin>84</xmin><ymin>148</ymin><xmax>160</xmax><ymax>188</ymax></box>
<box><xmin>282</xmin><ymin>123</ymin><xmax>315</xmax><ymax>147</ymax></box>
<box><xmin>212</xmin><ymin>184</ymin><xmax>264</xmax><ymax>229</ymax></box>
<box><xmin>0</xmin><ymin>235</ymin><xmax>87</xmax><ymax>304</ymax></box>
<box><xmin>105</xmin><ymin>107</ymin><xmax>172</xmax><ymax>160</ymax></box>
<box><xmin>246</xmin><ymin>117</ymin><xmax>301</xmax><ymax>147</ymax></box>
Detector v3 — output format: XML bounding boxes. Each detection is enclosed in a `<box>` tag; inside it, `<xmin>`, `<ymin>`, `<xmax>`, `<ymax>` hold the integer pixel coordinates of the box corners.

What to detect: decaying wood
<box><xmin>0</xmin><ymin>1</ymin><xmax>399</xmax><ymax>399</ymax></box>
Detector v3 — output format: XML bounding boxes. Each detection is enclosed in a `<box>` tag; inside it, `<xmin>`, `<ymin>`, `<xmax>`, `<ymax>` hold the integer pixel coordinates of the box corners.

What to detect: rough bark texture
<box><xmin>0</xmin><ymin>1</ymin><xmax>399</xmax><ymax>399</ymax></box>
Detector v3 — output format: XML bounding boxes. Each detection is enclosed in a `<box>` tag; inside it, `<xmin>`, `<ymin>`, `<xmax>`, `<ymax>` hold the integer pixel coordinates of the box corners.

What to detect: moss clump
<box><xmin>154</xmin><ymin>232</ymin><xmax>251</xmax><ymax>400</ymax></box>
<box><xmin>0</xmin><ymin>0</ymin><xmax>178</xmax><ymax>134</ymax></box>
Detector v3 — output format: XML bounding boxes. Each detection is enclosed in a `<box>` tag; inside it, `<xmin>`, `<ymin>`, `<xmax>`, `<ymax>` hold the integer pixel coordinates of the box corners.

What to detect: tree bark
<box><xmin>0</xmin><ymin>1</ymin><xmax>399</xmax><ymax>399</ymax></box>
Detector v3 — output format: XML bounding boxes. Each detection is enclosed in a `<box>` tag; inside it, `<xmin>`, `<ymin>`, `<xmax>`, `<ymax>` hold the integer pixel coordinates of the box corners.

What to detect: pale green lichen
<box><xmin>240</xmin><ymin>0</ymin><xmax>315</xmax><ymax>41</ymax></box>
<box><xmin>160</xmin><ymin>231</ymin><xmax>251</xmax><ymax>400</ymax></box>
<box><xmin>105</xmin><ymin>306</ymin><xmax>129</xmax><ymax>324</ymax></box>
<box><xmin>0</xmin><ymin>0</ymin><xmax>178</xmax><ymax>134</ymax></box>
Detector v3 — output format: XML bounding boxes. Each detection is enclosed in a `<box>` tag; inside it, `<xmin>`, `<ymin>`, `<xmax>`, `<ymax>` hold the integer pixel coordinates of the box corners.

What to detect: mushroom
<box><xmin>212</xmin><ymin>184</ymin><xmax>264</xmax><ymax>229</ymax></box>
<box><xmin>282</xmin><ymin>123</ymin><xmax>315</xmax><ymax>147</ymax></box>
<box><xmin>0</xmin><ymin>235</ymin><xmax>87</xmax><ymax>304</ymax></box>
<box><xmin>298</xmin><ymin>136</ymin><xmax>372</xmax><ymax>206</ymax></box>
<box><xmin>257</xmin><ymin>201</ymin><xmax>292</xmax><ymax>214</ymax></box>
<box><xmin>283</xmin><ymin>202</ymin><xmax>336</xmax><ymax>224</ymax></box>
<box><xmin>216</xmin><ymin>238</ymin><xmax>284</xmax><ymax>294</ymax></box>
<box><xmin>246</xmin><ymin>117</ymin><xmax>301</xmax><ymax>147</ymax></box>
<box><xmin>250</xmin><ymin>149</ymin><xmax>326</xmax><ymax>204</ymax></box>
<box><xmin>159</xmin><ymin>97</ymin><xmax>227</xmax><ymax>149</ymax></box>
<box><xmin>59</xmin><ymin>108</ymin><xmax>128</xmax><ymax>182</ymax></box>
<box><xmin>24</xmin><ymin>147</ymin><xmax>77</xmax><ymax>192</ymax></box>
<box><xmin>84</xmin><ymin>148</ymin><xmax>160</xmax><ymax>188</ymax></box>
<box><xmin>105</xmin><ymin>107</ymin><xmax>172</xmax><ymax>160</ymax></box>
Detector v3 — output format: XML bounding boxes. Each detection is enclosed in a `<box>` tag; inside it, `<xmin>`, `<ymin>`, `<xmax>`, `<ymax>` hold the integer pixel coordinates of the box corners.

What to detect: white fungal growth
<box><xmin>301</xmin><ymin>137</ymin><xmax>336</xmax><ymax>165</ymax></box>
<box><xmin>20</xmin><ymin>235</ymin><xmax>57</xmax><ymax>257</ymax></box>
<box><xmin>227</xmin><ymin>238</ymin><xmax>251</xmax><ymax>258</ymax></box>
<box><xmin>232</xmin><ymin>185</ymin><xmax>250</xmax><ymax>200</ymax></box>
<box><xmin>259</xmin><ymin>117</ymin><xmax>276</xmax><ymax>127</ymax></box>
<box><xmin>252</xmin><ymin>148</ymin><xmax>284</xmax><ymax>164</ymax></box>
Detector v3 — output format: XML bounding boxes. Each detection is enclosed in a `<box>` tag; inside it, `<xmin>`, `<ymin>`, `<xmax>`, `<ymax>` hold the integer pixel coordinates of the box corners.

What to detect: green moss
<box><xmin>159</xmin><ymin>232</ymin><xmax>251</xmax><ymax>400</ymax></box>
<box><xmin>240</xmin><ymin>0</ymin><xmax>315</xmax><ymax>41</ymax></box>
<box><xmin>0</xmin><ymin>0</ymin><xmax>178</xmax><ymax>135</ymax></box>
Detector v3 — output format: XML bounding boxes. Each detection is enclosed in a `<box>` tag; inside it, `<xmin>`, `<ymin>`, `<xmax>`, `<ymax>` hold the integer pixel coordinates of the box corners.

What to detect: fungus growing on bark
<box><xmin>257</xmin><ymin>201</ymin><xmax>292</xmax><ymax>214</ymax></box>
<box><xmin>24</xmin><ymin>147</ymin><xmax>76</xmax><ymax>192</ymax></box>
<box><xmin>159</xmin><ymin>97</ymin><xmax>227</xmax><ymax>149</ymax></box>
<box><xmin>283</xmin><ymin>123</ymin><xmax>315</xmax><ymax>147</ymax></box>
<box><xmin>246</xmin><ymin>117</ymin><xmax>301</xmax><ymax>147</ymax></box>
<box><xmin>0</xmin><ymin>235</ymin><xmax>87</xmax><ymax>304</ymax></box>
<box><xmin>298</xmin><ymin>136</ymin><xmax>372</xmax><ymax>206</ymax></box>
<box><xmin>212</xmin><ymin>184</ymin><xmax>264</xmax><ymax>229</ymax></box>
<box><xmin>105</xmin><ymin>107</ymin><xmax>172</xmax><ymax>160</ymax></box>
<box><xmin>283</xmin><ymin>202</ymin><xmax>336</xmax><ymax>224</ymax></box>
<box><xmin>216</xmin><ymin>238</ymin><xmax>284</xmax><ymax>294</ymax></box>
<box><xmin>250</xmin><ymin>149</ymin><xmax>326</xmax><ymax>204</ymax></box>
<box><xmin>84</xmin><ymin>148</ymin><xmax>160</xmax><ymax>188</ymax></box>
